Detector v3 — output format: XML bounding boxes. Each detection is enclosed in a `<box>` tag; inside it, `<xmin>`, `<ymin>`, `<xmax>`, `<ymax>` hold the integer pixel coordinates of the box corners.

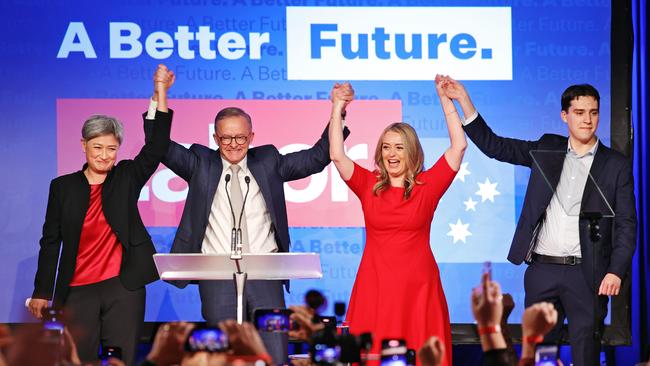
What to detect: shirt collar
<box><xmin>567</xmin><ymin>138</ymin><xmax>599</xmax><ymax>157</ymax></box>
<box><xmin>221</xmin><ymin>155</ymin><xmax>249</xmax><ymax>175</ymax></box>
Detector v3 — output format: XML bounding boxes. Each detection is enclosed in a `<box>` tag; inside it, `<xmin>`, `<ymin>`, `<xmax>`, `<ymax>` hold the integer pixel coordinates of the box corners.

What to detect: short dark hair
<box><xmin>214</xmin><ymin>107</ymin><xmax>252</xmax><ymax>130</ymax></box>
<box><xmin>561</xmin><ymin>84</ymin><xmax>600</xmax><ymax>112</ymax></box>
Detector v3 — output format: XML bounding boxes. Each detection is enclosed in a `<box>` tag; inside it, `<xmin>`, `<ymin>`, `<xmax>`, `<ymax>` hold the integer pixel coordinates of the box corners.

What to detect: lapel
<box><xmin>533</xmin><ymin>138</ymin><xmax>566</xmax><ymax>192</ymax></box>
<box><xmin>205</xmin><ymin>150</ymin><xmax>224</xmax><ymax>220</ymax></box>
<box><xmin>70</xmin><ymin>169</ymin><xmax>91</xmax><ymax>253</ymax></box>
<box><xmin>581</xmin><ymin>143</ymin><xmax>610</xmax><ymax>212</ymax></box>
<box><xmin>247</xmin><ymin>149</ymin><xmax>277</xmax><ymax>225</ymax></box>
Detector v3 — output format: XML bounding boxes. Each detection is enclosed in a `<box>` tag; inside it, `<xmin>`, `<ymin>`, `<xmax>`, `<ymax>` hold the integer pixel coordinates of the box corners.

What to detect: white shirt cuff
<box><xmin>146</xmin><ymin>98</ymin><xmax>158</xmax><ymax>120</ymax></box>
<box><xmin>463</xmin><ymin>110</ymin><xmax>479</xmax><ymax>126</ymax></box>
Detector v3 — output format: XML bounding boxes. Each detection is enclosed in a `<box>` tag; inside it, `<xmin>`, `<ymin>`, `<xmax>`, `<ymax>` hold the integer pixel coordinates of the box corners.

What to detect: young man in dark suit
<box><xmin>440</xmin><ymin>78</ymin><xmax>636</xmax><ymax>365</ymax></box>
<box><xmin>144</xmin><ymin>81</ymin><xmax>353</xmax><ymax>363</ymax></box>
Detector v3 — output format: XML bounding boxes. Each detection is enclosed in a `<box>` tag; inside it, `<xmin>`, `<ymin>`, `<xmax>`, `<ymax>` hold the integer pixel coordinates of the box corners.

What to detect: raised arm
<box><xmin>131</xmin><ymin>65</ymin><xmax>173</xmax><ymax>188</ymax></box>
<box><xmin>435</xmin><ymin>75</ymin><xmax>467</xmax><ymax>171</ymax></box>
<box><xmin>275</xmin><ymin>83</ymin><xmax>352</xmax><ymax>182</ymax></box>
<box><xmin>329</xmin><ymin>82</ymin><xmax>355</xmax><ymax>180</ymax></box>
<box><xmin>441</xmin><ymin>76</ymin><xmax>538</xmax><ymax>167</ymax></box>
<box><xmin>152</xmin><ymin>64</ymin><xmax>175</xmax><ymax>112</ymax></box>
<box><xmin>143</xmin><ymin>66</ymin><xmax>200</xmax><ymax>182</ymax></box>
<box><xmin>439</xmin><ymin>76</ymin><xmax>477</xmax><ymax>121</ymax></box>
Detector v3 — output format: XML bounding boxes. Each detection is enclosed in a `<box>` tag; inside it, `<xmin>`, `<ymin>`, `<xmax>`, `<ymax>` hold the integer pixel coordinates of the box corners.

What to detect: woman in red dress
<box><xmin>328</xmin><ymin>76</ymin><xmax>467</xmax><ymax>366</ymax></box>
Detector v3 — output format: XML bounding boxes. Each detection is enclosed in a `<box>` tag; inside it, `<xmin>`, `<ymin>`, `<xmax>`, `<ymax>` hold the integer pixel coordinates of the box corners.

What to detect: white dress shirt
<box><xmin>201</xmin><ymin>156</ymin><xmax>278</xmax><ymax>254</ymax></box>
<box><xmin>535</xmin><ymin>140</ymin><xmax>598</xmax><ymax>257</ymax></box>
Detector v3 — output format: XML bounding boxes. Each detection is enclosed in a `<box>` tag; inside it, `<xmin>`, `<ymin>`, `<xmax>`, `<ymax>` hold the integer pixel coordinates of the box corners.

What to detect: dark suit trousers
<box><xmin>64</xmin><ymin>277</ymin><xmax>145</xmax><ymax>366</ymax></box>
<box><xmin>199</xmin><ymin>279</ymin><xmax>287</xmax><ymax>364</ymax></box>
<box><xmin>524</xmin><ymin>262</ymin><xmax>608</xmax><ymax>366</ymax></box>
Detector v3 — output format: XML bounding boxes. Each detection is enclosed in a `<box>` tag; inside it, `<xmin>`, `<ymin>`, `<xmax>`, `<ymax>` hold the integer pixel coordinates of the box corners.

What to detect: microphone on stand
<box><xmin>224</xmin><ymin>174</ymin><xmax>237</xmax><ymax>254</ymax></box>
<box><xmin>236</xmin><ymin>176</ymin><xmax>252</xmax><ymax>253</ymax></box>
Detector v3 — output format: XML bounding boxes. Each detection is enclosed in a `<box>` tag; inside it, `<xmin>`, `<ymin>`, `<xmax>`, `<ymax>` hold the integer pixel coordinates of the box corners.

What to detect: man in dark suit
<box><xmin>440</xmin><ymin>79</ymin><xmax>636</xmax><ymax>365</ymax></box>
<box><xmin>145</xmin><ymin>83</ymin><xmax>353</xmax><ymax>363</ymax></box>
<box><xmin>28</xmin><ymin>65</ymin><xmax>174</xmax><ymax>364</ymax></box>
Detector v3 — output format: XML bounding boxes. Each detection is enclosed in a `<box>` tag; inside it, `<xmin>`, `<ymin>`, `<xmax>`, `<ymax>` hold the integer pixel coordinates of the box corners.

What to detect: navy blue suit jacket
<box><xmin>145</xmin><ymin>118</ymin><xmax>349</xmax><ymax>288</ymax></box>
<box><xmin>464</xmin><ymin>114</ymin><xmax>636</xmax><ymax>289</ymax></box>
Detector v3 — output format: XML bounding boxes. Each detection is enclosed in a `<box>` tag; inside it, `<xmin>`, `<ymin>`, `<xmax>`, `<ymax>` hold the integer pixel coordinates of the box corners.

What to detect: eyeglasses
<box><xmin>218</xmin><ymin>135</ymin><xmax>249</xmax><ymax>145</ymax></box>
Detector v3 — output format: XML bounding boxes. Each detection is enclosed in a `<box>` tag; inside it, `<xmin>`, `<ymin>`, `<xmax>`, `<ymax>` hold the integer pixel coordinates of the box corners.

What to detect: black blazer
<box><xmin>144</xmin><ymin>117</ymin><xmax>349</xmax><ymax>289</ymax></box>
<box><xmin>32</xmin><ymin>110</ymin><xmax>172</xmax><ymax>308</ymax></box>
<box><xmin>464</xmin><ymin>114</ymin><xmax>637</xmax><ymax>289</ymax></box>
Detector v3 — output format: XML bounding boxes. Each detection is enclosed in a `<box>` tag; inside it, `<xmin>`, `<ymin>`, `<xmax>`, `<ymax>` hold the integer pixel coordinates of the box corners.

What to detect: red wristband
<box><xmin>523</xmin><ymin>334</ymin><xmax>544</xmax><ymax>344</ymax></box>
<box><xmin>477</xmin><ymin>324</ymin><xmax>502</xmax><ymax>335</ymax></box>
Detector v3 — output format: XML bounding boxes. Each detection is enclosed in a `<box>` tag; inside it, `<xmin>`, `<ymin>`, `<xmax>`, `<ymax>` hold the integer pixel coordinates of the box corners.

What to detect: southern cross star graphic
<box><xmin>454</xmin><ymin>162</ymin><xmax>471</xmax><ymax>182</ymax></box>
<box><xmin>447</xmin><ymin>218</ymin><xmax>472</xmax><ymax>243</ymax></box>
<box><xmin>463</xmin><ymin>196</ymin><xmax>478</xmax><ymax>211</ymax></box>
<box><xmin>475</xmin><ymin>178</ymin><xmax>500</xmax><ymax>202</ymax></box>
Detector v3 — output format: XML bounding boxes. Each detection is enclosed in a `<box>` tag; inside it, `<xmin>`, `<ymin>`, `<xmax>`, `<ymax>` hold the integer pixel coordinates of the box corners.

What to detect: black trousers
<box><xmin>524</xmin><ymin>262</ymin><xmax>608</xmax><ymax>366</ymax></box>
<box><xmin>198</xmin><ymin>279</ymin><xmax>287</xmax><ymax>364</ymax></box>
<box><xmin>64</xmin><ymin>276</ymin><xmax>145</xmax><ymax>366</ymax></box>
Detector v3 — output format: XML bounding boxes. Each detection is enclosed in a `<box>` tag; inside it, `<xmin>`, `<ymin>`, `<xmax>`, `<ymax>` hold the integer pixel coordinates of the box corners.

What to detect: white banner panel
<box><xmin>286</xmin><ymin>6</ymin><xmax>512</xmax><ymax>80</ymax></box>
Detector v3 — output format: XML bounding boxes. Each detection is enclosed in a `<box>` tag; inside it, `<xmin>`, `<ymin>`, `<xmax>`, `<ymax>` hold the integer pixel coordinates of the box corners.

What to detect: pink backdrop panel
<box><xmin>57</xmin><ymin>99</ymin><xmax>402</xmax><ymax>227</ymax></box>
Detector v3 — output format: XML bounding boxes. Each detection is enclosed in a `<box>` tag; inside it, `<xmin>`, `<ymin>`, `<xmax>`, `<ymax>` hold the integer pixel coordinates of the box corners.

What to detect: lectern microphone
<box><xmin>224</xmin><ymin>173</ymin><xmax>237</xmax><ymax>253</ymax></box>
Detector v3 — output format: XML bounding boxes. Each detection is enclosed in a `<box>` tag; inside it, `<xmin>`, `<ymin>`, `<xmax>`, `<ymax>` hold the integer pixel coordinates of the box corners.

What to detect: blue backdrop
<box><xmin>0</xmin><ymin>0</ymin><xmax>614</xmax><ymax>327</ymax></box>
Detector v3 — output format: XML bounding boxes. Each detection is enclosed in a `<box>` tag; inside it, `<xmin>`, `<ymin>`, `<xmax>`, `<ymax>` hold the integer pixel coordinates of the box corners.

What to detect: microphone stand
<box><xmin>226</xmin><ymin>172</ymin><xmax>252</xmax><ymax>323</ymax></box>
<box><xmin>224</xmin><ymin>174</ymin><xmax>240</xmax><ymax>260</ymax></box>
<box><xmin>581</xmin><ymin>211</ymin><xmax>603</xmax><ymax>364</ymax></box>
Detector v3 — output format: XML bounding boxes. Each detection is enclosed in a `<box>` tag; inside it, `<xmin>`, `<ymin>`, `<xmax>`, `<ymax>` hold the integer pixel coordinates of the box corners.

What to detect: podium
<box><xmin>153</xmin><ymin>253</ymin><xmax>323</xmax><ymax>323</ymax></box>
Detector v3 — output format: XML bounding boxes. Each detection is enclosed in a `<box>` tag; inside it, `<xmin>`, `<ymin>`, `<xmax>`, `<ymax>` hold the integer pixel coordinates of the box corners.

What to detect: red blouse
<box><xmin>69</xmin><ymin>184</ymin><xmax>123</xmax><ymax>286</ymax></box>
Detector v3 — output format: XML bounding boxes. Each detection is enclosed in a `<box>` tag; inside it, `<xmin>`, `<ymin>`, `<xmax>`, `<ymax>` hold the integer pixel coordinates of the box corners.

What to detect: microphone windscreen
<box><xmin>244</xmin><ymin>176</ymin><xmax>250</xmax><ymax>184</ymax></box>
<box><xmin>225</xmin><ymin>174</ymin><xmax>231</xmax><ymax>182</ymax></box>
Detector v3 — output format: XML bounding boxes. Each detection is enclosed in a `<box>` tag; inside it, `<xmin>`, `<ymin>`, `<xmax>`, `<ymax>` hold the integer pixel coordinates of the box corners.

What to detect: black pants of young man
<box><xmin>524</xmin><ymin>261</ymin><xmax>609</xmax><ymax>366</ymax></box>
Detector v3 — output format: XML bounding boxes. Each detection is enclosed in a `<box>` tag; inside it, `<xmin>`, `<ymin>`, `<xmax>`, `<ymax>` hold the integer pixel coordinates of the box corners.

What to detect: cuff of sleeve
<box><xmin>146</xmin><ymin>98</ymin><xmax>158</xmax><ymax>120</ymax></box>
<box><xmin>606</xmin><ymin>265</ymin><xmax>627</xmax><ymax>281</ymax></box>
<box><xmin>31</xmin><ymin>290</ymin><xmax>52</xmax><ymax>301</ymax></box>
<box><xmin>463</xmin><ymin>110</ymin><xmax>479</xmax><ymax>126</ymax></box>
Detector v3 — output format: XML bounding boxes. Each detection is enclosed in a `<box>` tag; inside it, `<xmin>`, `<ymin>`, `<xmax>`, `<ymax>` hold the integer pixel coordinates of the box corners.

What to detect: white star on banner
<box><xmin>447</xmin><ymin>218</ymin><xmax>472</xmax><ymax>243</ymax></box>
<box><xmin>475</xmin><ymin>178</ymin><xmax>501</xmax><ymax>203</ymax></box>
<box><xmin>454</xmin><ymin>162</ymin><xmax>471</xmax><ymax>182</ymax></box>
<box><xmin>464</xmin><ymin>197</ymin><xmax>478</xmax><ymax>211</ymax></box>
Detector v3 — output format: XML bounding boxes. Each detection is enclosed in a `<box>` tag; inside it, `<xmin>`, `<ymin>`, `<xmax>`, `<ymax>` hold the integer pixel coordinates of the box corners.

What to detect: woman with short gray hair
<box><xmin>28</xmin><ymin>64</ymin><xmax>175</xmax><ymax>365</ymax></box>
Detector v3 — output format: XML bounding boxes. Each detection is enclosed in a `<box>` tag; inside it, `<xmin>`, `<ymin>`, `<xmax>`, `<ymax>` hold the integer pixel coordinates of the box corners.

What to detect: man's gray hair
<box><xmin>81</xmin><ymin>115</ymin><xmax>124</xmax><ymax>144</ymax></box>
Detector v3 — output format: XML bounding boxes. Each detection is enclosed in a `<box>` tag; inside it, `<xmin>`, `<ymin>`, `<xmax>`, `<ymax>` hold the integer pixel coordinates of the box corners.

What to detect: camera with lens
<box><xmin>253</xmin><ymin>308</ymin><xmax>298</xmax><ymax>333</ymax></box>
<box><xmin>379</xmin><ymin>338</ymin><xmax>416</xmax><ymax>366</ymax></box>
<box><xmin>100</xmin><ymin>346</ymin><xmax>123</xmax><ymax>365</ymax></box>
<box><xmin>310</xmin><ymin>328</ymin><xmax>372</xmax><ymax>365</ymax></box>
<box><xmin>185</xmin><ymin>326</ymin><xmax>229</xmax><ymax>353</ymax></box>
